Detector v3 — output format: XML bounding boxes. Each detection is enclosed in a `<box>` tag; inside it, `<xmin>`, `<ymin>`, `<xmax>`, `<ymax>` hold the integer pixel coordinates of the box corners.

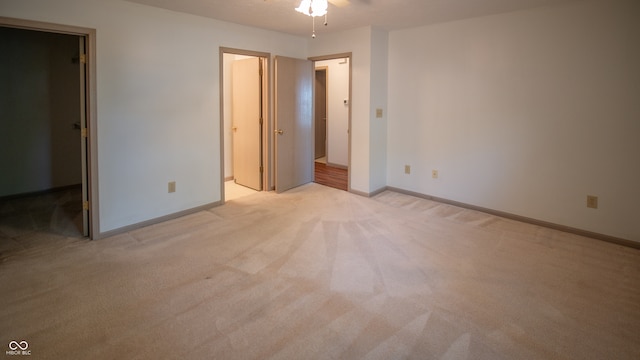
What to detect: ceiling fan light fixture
<box><xmin>295</xmin><ymin>0</ymin><xmax>328</xmax><ymax>17</ymax></box>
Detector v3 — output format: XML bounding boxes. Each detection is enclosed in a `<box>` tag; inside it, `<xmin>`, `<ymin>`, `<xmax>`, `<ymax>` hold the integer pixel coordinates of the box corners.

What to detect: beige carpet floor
<box><xmin>0</xmin><ymin>187</ymin><xmax>83</xmax><ymax>238</ymax></box>
<box><xmin>225</xmin><ymin>180</ymin><xmax>258</xmax><ymax>201</ymax></box>
<box><xmin>1</xmin><ymin>183</ymin><xmax>639</xmax><ymax>359</ymax></box>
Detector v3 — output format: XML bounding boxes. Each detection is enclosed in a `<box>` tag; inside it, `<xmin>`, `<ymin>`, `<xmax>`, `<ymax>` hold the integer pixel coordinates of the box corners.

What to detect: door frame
<box><xmin>0</xmin><ymin>16</ymin><xmax>98</xmax><ymax>239</ymax></box>
<box><xmin>314</xmin><ymin>66</ymin><xmax>328</xmax><ymax>161</ymax></box>
<box><xmin>219</xmin><ymin>47</ymin><xmax>271</xmax><ymax>201</ymax></box>
<box><xmin>309</xmin><ymin>52</ymin><xmax>352</xmax><ymax>191</ymax></box>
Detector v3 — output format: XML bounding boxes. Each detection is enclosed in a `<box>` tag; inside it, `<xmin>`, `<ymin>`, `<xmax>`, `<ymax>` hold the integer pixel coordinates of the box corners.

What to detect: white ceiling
<box><xmin>125</xmin><ymin>0</ymin><xmax>581</xmax><ymax>37</ymax></box>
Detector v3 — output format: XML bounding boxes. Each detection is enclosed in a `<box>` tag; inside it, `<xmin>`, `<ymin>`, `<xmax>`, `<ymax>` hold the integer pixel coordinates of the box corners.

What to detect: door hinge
<box><xmin>260</xmin><ymin>166</ymin><xmax>264</xmax><ymax>173</ymax></box>
<box><xmin>83</xmin><ymin>201</ymin><xmax>89</xmax><ymax>210</ymax></box>
<box><xmin>259</xmin><ymin>117</ymin><xmax>263</xmax><ymax>125</ymax></box>
<box><xmin>81</xmin><ymin>128</ymin><xmax>88</xmax><ymax>138</ymax></box>
<box><xmin>80</xmin><ymin>54</ymin><xmax>87</xmax><ymax>64</ymax></box>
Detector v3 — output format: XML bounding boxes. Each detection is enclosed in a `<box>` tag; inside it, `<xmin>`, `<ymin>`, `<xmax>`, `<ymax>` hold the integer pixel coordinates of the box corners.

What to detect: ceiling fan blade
<box><xmin>328</xmin><ymin>0</ymin><xmax>350</xmax><ymax>8</ymax></box>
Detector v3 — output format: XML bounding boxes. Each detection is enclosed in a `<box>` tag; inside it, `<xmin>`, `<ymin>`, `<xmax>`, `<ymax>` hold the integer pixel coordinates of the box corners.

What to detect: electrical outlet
<box><xmin>432</xmin><ymin>169</ymin><xmax>439</xmax><ymax>179</ymax></box>
<box><xmin>404</xmin><ymin>165</ymin><xmax>411</xmax><ymax>174</ymax></box>
<box><xmin>586</xmin><ymin>195</ymin><xmax>598</xmax><ymax>209</ymax></box>
<box><xmin>168</xmin><ymin>181</ymin><xmax>176</xmax><ymax>193</ymax></box>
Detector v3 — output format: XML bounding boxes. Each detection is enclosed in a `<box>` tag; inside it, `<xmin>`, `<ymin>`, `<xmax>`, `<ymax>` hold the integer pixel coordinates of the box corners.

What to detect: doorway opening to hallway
<box><xmin>312</xmin><ymin>55</ymin><xmax>351</xmax><ymax>192</ymax></box>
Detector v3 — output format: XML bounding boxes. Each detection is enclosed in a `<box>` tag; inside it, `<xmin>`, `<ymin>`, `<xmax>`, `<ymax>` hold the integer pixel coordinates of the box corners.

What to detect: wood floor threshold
<box><xmin>314</xmin><ymin>162</ymin><xmax>348</xmax><ymax>191</ymax></box>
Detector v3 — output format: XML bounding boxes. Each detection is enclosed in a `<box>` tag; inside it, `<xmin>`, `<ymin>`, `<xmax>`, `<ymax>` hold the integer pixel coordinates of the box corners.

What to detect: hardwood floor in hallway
<box><xmin>314</xmin><ymin>162</ymin><xmax>348</xmax><ymax>191</ymax></box>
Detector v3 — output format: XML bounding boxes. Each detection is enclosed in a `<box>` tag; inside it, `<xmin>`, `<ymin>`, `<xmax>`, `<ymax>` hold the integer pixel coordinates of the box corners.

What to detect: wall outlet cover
<box><xmin>587</xmin><ymin>195</ymin><xmax>598</xmax><ymax>209</ymax></box>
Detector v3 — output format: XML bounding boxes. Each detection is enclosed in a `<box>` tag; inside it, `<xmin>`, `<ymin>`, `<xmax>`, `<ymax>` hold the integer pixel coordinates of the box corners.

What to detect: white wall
<box><xmin>315</xmin><ymin>58</ymin><xmax>349</xmax><ymax>167</ymax></box>
<box><xmin>0</xmin><ymin>0</ymin><xmax>307</xmax><ymax>233</ymax></box>
<box><xmin>369</xmin><ymin>28</ymin><xmax>388</xmax><ymax>193</ymax></box>
<box><xmin>0</xmin><ymin>27</ymin><xmax>81</xmax><ymax>196</ymax></box>
<box><xmin>387</xmin><ymin>0</ymin><xmax>640</xmax><ymax>242</ymax></box>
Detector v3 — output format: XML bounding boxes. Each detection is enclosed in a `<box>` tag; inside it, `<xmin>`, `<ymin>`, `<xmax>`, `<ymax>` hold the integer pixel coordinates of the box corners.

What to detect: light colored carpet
<box><xmin>0</xmin><ymin>187</ymin><xmax>83</xmax><ymax>238</ymax></box>
<box><xmin>225</xmin><ymin>180</ymin><xmax>258</xmax><ymax>201</ymax></box>
<box><xmin>1</xmin><ymin>183</ymin><xmax>638</xmax><ymax>359</ymax></box>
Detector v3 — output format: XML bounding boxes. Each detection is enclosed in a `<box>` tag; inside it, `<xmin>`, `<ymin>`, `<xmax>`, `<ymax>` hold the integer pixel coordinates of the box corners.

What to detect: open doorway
<box><xmin>311</xmin><ymin>54</ymin><xmax>351</xmax><ymax>191</ymax></box>
<box><xmin>221</xmin><ymin>48</ymin><xmax>270</xmax><ymax>201</ymax></box>
<box><xmin>315</xmin><ymin>67</ymin><xmax>327</xmax><ymax>161</ymax></box>
<box><xmin>0</xmin><ymin>23</ymin><xmax>94</xmax><ymax>238</ymax></box>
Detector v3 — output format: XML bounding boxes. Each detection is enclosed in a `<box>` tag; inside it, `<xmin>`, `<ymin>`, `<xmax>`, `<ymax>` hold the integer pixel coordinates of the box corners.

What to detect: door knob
<box><xmin>275</xmin><ymin>129</ymin><xmax>284</xmax><ymax>135</ymax></box>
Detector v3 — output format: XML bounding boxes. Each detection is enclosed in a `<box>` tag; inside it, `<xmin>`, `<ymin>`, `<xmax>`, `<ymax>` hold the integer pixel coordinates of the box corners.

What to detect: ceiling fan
<box><xmin>294</xmin><ymin>0</ymin><xmax>356</xmax><ymax>38</ymax></box>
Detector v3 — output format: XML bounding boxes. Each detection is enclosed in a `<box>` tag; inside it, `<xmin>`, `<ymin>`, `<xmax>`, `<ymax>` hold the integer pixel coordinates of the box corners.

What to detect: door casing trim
<box><xmin>0</xmin><ymin>16</ymin><xmax>99</xmax><ymax>239</ymax></box>
<box><xmin>309</xmin><ymin>53</ymin><xmax>352</xmax><ymax>192</ymax></box>
<box><xmin>219</xmin><ymin>47</ymin><xmax>272</xmax><ymax>201</ymax></box>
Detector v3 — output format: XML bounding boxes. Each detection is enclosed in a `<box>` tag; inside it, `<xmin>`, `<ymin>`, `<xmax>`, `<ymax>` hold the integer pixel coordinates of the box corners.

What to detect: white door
<box><xmin>232</xmin><ymin>57</ymin><xmax>263</xmax><ymax>191</ymax></box>
<box><xmin>274</xmin><ymin>56</ymin><xmax>314</xmax><ymax>193</ymax></box>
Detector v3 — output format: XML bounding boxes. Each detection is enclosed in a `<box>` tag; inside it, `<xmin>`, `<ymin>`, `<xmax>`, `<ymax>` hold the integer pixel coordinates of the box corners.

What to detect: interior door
<box><xmin>274</xmin><ymin>56</ymin><xmax>314</xmax><ymax>193</ymax></box>
<box><xmin>232</xmin><ymin>57</ymin><xmax>263</xmax><ymax>191</ymax></box>
<box><xmin>79</xmin><ymin>36</ymin><xmax>89</xmax><ymax>237</ymax></box>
